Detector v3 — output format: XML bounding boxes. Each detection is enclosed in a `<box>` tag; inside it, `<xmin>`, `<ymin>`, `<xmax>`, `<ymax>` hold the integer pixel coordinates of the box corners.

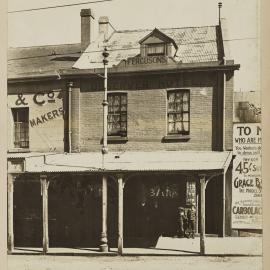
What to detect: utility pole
<box><xmin>100</xmin><ymin>47</ymin><xmax>109</xmax><ymax>252</ymax></box>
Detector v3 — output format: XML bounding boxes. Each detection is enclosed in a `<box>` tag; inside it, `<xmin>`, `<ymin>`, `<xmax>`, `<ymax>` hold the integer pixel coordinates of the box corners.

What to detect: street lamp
<box><xmin>100</xmin><ymin>46</ymin><xmax>109</xmax><ymax>252</ymax></box>
<box><xmin>102</xmin><ymin>47</ymin><xmax>109</xmax><ymax>154</ymax></box>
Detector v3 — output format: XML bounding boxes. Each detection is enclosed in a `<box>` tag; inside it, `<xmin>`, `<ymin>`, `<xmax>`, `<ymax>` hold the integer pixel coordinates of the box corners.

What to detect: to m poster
<box><xmin>232</xmin><ymin>123</ymin><xmax>262</xmax><ymax>229</ymax></box>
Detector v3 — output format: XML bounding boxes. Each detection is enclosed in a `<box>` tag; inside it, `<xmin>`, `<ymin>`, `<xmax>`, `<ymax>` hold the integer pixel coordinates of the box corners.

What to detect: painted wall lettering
<box><xmin>33</xmin><ymin>91</ymin><xmax>63</xmax><ymax>105</ymax></box>
<box><xmin>15</xmin><ymin>93</ymin><xmax>28</xmax><ymax>106</ymax></box>
<box><xmin>29</xmin><ymin>107</ymin><xmax>64</xmax><ymax>127</ymax></box>
<box><xmin>14</xmin><ymin>90</ymin><xmax>63</xmax><ymax>106</ymax></box>
<box><xmin>149</xmin><ymin>184</ymin><xmax>178</xmax><ymax>199</ymax></box>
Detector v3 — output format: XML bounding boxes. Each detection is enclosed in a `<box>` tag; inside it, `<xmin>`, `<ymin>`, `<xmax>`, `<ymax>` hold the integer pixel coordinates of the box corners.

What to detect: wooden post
<box><xmin>199</xmin><ymin>174</ymin><xmax>206</xmax><ymax>255</ymax></box>
<box><xmin>117</xmin><ymin>175</ymin><xmax>124</xmax><ymax>255</ymax></box>
<box><xmin>222</xmin><ymin>172</ymin><xmax>226</xmax><ymax>237</ymax></box>
<box><xmin>100</xmin><ymin>175</ymin><xmax>108</xmax><ymax>252</ymax></box>
<box><xmin>41</xmin><ymin>175</ymin><xmax>49</xmax><ymax>254</ymax></box>
<box><xmin>7</xmin><ymin>174</ymin><xmax>14</xmax><ymax>253</ymax></box>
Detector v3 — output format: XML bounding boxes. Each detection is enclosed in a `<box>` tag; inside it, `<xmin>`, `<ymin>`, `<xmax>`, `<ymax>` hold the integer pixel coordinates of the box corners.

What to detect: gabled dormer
<box><xmin>139</xmin><ymin>28</ymin><xmax>178</xmax><ymax>58</ymax></box>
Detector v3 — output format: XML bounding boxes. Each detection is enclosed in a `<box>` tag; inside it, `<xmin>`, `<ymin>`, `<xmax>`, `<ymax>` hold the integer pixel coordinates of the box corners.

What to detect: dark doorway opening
<box><xmin>48</xmin><ymin>175</ymin><xmax>101</xmax><ymax>247</ymax></box>
<box><xmin>14</xmin><ymin>180</ymin><xmax>42</xmax><ymax>247</ymax></box>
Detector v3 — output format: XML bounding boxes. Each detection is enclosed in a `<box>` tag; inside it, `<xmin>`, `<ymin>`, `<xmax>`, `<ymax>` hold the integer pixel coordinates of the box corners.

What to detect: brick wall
<box><xmin>78</xmin><ymin>72</ymin><xmax>217</xmax><ymax>152</ymax></box>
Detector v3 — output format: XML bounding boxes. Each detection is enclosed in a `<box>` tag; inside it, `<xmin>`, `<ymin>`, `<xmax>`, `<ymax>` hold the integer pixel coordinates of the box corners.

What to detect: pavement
<box><xmin>11</xmin><ymin>236</ymin><xmax>262</xmax><ymax>256</ymax></box>
<box><xmin>7</xmin><ymin>254</ymin><xmax>263</xmax><ymax>270</ymax></box>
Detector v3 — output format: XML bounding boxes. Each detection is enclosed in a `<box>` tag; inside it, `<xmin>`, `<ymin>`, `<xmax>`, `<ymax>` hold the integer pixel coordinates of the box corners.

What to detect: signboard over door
<box><xmin>232</xmin><ymin>123</ymin><xmax>262</xmax><ymax>229</ymax></box>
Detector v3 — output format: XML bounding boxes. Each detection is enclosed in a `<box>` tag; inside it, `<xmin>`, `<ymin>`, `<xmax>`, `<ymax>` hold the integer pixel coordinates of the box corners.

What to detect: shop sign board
<box><xmin>8</xmin><ymin>160</ymin><xmax>25</xmax><ymax>173</ymax></box>
<box><xmin>232</xmin><ymin>123</ymin><xmax>262</xmax><ymax>229</ymax></box>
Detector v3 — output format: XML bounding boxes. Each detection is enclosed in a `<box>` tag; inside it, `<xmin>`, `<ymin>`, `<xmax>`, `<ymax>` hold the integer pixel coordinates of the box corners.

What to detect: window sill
<box><xmin>101</xmin><ymin>136</ymin><xmax>128</xmax><ymax>144</ymax></box>
<box><xmin>162</xmin><ymin>135</ymin><xmax>190</xmax><ymax>142</ymax></box>
<box><xmin>8</xmin><ymin>148</ymin><xmax>30</xmax><ymax>153</ymax></box>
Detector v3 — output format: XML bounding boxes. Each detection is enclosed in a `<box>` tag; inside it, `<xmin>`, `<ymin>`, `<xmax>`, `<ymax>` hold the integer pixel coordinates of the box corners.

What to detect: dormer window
<box><xmin>139</xmin><ymin>28</ymin><xmax>178</xmax><ymax>58</ymax></box>
<box><xmin>147</xmin><ymin>43</ymin><xmax>165</xmax><ymax>56</ymax></box>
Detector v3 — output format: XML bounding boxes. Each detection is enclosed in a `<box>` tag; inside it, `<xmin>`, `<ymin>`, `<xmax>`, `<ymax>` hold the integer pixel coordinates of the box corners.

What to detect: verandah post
<box><xmin>41</xmin><ymin>175</ymin><xmax>49</xmax><ymax>254</ymax></box>
<box><xmin>199</xmin><ymin>174</ymin><xmax>206</xmax><ymax>255</ymax></box>
<box><xmin>100</xmin><ymin>174</ymin><xmax>108</xmax><ymax>252</ymax></box>
<box><xmin>117</xmin><ymin>175</ymin><xmax>124</xmax><ymax>255</ymax></box>
<box><xmin>7</xmin><ymin>174</ymin><xmax>15</xmax><ymax>253</ymax></box>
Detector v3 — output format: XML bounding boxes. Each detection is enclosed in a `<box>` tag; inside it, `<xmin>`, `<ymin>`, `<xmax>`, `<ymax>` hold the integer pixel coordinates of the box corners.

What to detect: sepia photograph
<box><xmin>5</xmin><ymin>0</ymin><xmax>262</xmax><ymax>269</ymax></box>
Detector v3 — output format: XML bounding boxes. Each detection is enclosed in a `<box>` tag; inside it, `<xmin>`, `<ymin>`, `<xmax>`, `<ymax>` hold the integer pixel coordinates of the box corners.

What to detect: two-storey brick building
<box><xmin>7</xmin><ymin>8</ymin><xmax>239</xmax><ymax>254</ymax></box>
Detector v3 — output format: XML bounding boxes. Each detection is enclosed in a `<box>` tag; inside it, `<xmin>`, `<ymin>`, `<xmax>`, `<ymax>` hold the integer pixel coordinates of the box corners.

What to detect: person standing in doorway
<box><xmin>187</xmin><ymin>203</ymin><xmax>196</xmax><ymax>239</ymax></box>
<box><xmin>177</xmin><ymin>207</ymin><xmax>186</xmax><ymax>238</ymax></box>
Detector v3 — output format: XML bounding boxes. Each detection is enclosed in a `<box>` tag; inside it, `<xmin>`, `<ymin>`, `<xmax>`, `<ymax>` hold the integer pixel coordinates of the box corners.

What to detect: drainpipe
<box><xmin>67</xmin><ymin>82</ymin><xmax>73</xmax><ymax>153</ymax></box>
<box><xmin>219</xmin><ymin>2</ymin><xmax>227</xmax><ymax>237</ymax></box>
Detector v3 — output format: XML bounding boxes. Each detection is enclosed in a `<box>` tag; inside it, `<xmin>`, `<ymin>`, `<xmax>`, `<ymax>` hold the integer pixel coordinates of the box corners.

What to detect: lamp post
<box><xmin>100</xmin><ymin>47</ymin><xmax>109</xmax><ymax>252</ymax></box>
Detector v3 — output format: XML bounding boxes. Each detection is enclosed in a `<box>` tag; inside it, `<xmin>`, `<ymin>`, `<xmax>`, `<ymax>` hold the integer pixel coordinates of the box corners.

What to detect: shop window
<box><xmin>108</xmin><ymin>93</ymin><xmax>127</xmax><ymax>137</ymax></box>
<box><xmin>167</xmin><ymin>90</ymin><xmax>190</xmax><ymax>136</ymax></box>
<box><xmin>12</xmin><ymin>107</ymin><xmax>29</xmax><ymax>148</ymax></box>
<box><xmin>146</xmin><ymin>43</ymin><xmax>165</xmax><ymax>56</ymax></box>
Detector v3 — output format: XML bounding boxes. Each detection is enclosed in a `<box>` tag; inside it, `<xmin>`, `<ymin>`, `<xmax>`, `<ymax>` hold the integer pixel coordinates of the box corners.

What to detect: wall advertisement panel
<box><xmin>232</xmin><ymin>123</ymin><xmax>262</xmax><ymax>229</ymax></box>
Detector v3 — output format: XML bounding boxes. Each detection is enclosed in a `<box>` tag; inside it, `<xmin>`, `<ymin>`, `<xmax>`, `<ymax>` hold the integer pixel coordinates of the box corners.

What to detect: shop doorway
<box><xmin>14</xmin><ymin>179</ymin><xmax>42</xmax><ymax>247</ymax></box>
<box><xmin>123</xmin><ymin>175</ymin><xmax>189</xmax><ymax>247</ymax></box>
<box><xmin>48</xmin><ymin>175</ymin><xmax>102</xmax><ymax>247</ymax></box>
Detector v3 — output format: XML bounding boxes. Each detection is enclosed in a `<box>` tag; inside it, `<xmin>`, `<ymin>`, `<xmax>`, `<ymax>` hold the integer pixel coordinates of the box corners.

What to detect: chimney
<box><xmin>80</xmin><ymin>9</ymin><xmax>95</xmax><ymax>52</ymax></box>
<box><xmin>98</xmin><ymin>16</ymin><xmax>109</xmax><ymax>40</ymax></box>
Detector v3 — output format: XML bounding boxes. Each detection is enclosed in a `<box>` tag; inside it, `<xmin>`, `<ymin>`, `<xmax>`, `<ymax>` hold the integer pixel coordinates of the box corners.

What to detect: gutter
<box><xmin>8</xmin><ymin>63</ymin><xmax>240</xmax><ymax>83</ymax></box>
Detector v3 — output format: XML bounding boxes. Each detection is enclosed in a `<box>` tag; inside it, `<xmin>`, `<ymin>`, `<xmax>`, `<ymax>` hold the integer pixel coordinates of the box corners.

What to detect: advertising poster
<box><xmin>232</xmin><ymin>123</ymin><xmax>262</xmax><ymax>229</ymax></box>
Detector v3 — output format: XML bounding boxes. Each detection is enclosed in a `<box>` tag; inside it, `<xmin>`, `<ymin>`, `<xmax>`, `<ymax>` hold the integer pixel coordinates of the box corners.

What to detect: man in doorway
<box><xmin>186</xmin><ymin>203</ymin><xmax>196</xmax><ymax>239</ymax></box>
<box><xmin>177</xmin><ymin>207</ymin><xmax>186</xmax><ymax>238</ymax></box>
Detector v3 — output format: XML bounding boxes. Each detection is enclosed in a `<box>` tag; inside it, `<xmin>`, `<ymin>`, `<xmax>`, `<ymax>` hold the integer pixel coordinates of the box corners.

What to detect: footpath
<box><xmin>11</xmin><ymin>237</ymin><xmax>262</xmax><ymax>256</ymax></box>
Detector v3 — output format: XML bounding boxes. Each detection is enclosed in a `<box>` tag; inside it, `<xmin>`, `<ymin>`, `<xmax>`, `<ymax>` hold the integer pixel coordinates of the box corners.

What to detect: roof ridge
<box><xmin>9</xmin><ymin>42</ymin><xmax>81</xmax><ymax>49</ymax></box>
<box><xmin>115</xmin><ymin>25</ymin><xmax>217</xmax><ymax>33</ymax></box>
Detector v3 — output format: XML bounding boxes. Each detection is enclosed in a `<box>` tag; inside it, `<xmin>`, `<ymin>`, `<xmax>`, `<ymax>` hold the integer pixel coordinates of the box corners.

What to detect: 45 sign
<box><xmin>15</xmin><ymin>91</ymin><xmax>63</xmax><ymax>106</ymax></box>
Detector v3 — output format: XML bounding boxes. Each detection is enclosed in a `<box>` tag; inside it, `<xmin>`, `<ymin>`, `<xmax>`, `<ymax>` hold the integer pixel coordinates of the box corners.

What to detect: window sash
<box><xmin>167</xmin><ymin>90</ymin><xmax>190</xmax><ymax>135</ymax></box>
<box><xmin>108</xmin><ymin>93</ymin><xmax>127</xmax><ymax>136</ymax></box>
<box><xmin>147</xmin><ymin>43</ymin><xmax>165</xmax><ymax>56</ymax></box>
<box><xmin>12</xmin><ymin>108</ymin><xmax>29</xmax><ymax>148</ymax></box>
<box><xmin>14</xmin><ymin>122</ymin><xmax>29</xmax><ymax>148</ymax></box>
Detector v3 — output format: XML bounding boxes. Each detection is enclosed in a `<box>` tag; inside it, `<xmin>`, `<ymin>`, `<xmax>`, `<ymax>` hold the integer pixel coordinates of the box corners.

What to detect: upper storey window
<box><xmin>12</xmin><ymin>107</ymin><xmax>29</xmax><ymax>149</ymax></box>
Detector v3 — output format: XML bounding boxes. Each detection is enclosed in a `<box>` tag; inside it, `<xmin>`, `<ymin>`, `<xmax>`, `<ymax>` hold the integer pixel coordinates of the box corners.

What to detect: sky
<box><xmin>7</xmin><ymin>0</ymin><xmax>260</xmax><ymax>92</ymax></box>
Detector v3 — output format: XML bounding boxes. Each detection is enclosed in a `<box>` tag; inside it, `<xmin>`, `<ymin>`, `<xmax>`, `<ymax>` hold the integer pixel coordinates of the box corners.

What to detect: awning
<box><xmin>8</xmin><ymin>151</ymin><xmax>232</xmax><ymax>174</ymax></box>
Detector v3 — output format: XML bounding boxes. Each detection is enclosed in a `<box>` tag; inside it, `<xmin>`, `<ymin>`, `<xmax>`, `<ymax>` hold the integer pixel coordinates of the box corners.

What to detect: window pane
<box><xmin>121</xmin><ymin>114</ymin><xmax>127</xmax><ymax>122</ymax></box>
<box><xmin>121</xmin><ymin>104</ymin><xmax>127</xmax><ymax>112</ymax></box>
<box><xmin>175</xmin><ymin>102</ymin><xmax>182</xmax><ymax>112</ymax></box>
<box><xmin>168</xmin><ymin>92</ymin><xmax>175</xmax><ymax>102</ymax></box>
<box><xmin>183</xmin><ymin>122</ymin><xmax>189</xmax><ymax>132</ymax></box>
<box><xmin>121</xmin><ymin>95</ymin><xmax>127</xmax><ymax>104</ymax></box>
<box><xmin>175</xmin><ymin>121</ymin><xmax>183</xmax><ymax>133</ymax></box>
<box><xmin>183</xmin><ymin>113</ymin><xmax>189</xmax><ymax>122</ymax></box>
<box><xmin>168</xmin><ymin>113</ymin><xmax>175</xmax><ymax>122</ymax></box>
<box><xmin>168</xmin><ymin>122</ymin><xmax>175</xmax><ymax>133</ymax></box>
<box><xmin>176</xmin><ymin>113</ymin><xmax>183</xmax><ymax>121</ymax></box>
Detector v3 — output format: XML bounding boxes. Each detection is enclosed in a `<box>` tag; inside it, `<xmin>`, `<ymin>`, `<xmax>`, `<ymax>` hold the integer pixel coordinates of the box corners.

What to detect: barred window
<box><xmin>12</xmin><ymin>107</ymin><xmax>29</xmax><ymax>148</ymax></box>
<box><xmin>108</xmin><ymin>93</ymin><xmax>127</xmax><ymax>137</ymax></box>
<box><xmin>167</xmin><ymin>90</ymin><xmax>190</xmax><ymax>135</ymax></box>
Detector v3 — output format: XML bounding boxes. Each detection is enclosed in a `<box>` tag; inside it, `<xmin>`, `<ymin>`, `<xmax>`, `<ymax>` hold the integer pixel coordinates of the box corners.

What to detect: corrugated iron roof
<box><xmin>8</xmin><ymin>25</ymin><xmax>221</xmax><ymax>78</ymax></box>
<box><xmin>74</xmin><ymin>26</ymin><xmax>220</xmax><ymax>69</ymax></box>
<box><xmin>8</xmin><ymin>43</ymin><xmax>81</xmax><ymax>78</ymax></box>
<box><xmin>8</xmin><ymin>151</ymin><xmax>232</xmax><ymax>173</ymax></box>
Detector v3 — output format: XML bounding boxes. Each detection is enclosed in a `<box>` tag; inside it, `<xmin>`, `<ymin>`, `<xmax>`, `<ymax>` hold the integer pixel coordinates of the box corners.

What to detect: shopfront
<box><xmin>8</xmin><ymin>150</ymin><xmax>232</xmax><ymax>254</ymax></box>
